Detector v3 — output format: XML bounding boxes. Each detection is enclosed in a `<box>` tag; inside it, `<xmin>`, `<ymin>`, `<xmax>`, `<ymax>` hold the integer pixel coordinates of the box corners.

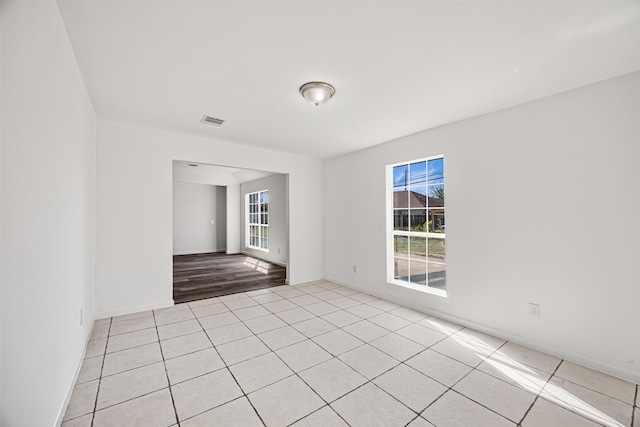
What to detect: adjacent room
<box><xmin>1</xmin><ymin>1</ymin><xmax>639</xmax><ymax>426</ymax></box>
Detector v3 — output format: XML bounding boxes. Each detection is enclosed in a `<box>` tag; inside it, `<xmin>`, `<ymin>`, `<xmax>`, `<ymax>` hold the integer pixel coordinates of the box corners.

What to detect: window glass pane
<box><xmin>250</xmin><ymin>225</ymin><xmax>258</xmax><ymax>237</ymax></box>
<box><xmin>260</xmin><ymin>191</ymin><xmax>269</xmax><ymax>203</ymax></box>
<box><xmin>409</xmin><ymin>236</ymin><xmax>426</xmax><ymax>260</ymax></box>
<box><xmin>428</xmin><ymin>184</ymin><xmax>444</xmax><ymax>204</ymax></box>
<box><xmin>410</xmin><ymin>260</ymin><xmax>427</xmax><ymax>285</ymax></box>
<box><xmin>261</xmin><ymin>214</ymin><xmax>268</xmax><ymax>225</ymax></box>
<box><xmin>394</xmin><ymin>236</ymin><xmax>408</xmax><ymax>258</ymax></box>
<box><xmin>428</xmin><ymin>262</ymin><xmax>446</xmax><ymax>290</ymax></box>
<box><xmin>261</xmin><ymin>238</ymin><xmax>268</xmax><ymax>249</ymax></box>
<box><xmin>409</xmin><ymin>209</ymin><xmax>427</xmax><ymax>231</ymax></box>
<box><xmin>394</xmin><ymin>257</ymin><xmax>409</xmax><ymax>281</ymax></box>
<box><xmin>409</xmin><ymin>161</ymin><xmax>427</xmax><ymax>188</ymax></box>
<box><xmin>394</xmin><ymin>211</ymin><xmax>408</xmax><ymax>231</ymax></box>
<box><xmin>428</xmin><ymin>238</ymin><xmax>445</xmax><ymax>262</ymax></box>
<box><xmin>261</xmin><ymin>203</ymin><xmax>268</xmax><ymax>213</ymax></box>
<box><xmin>393</xmin><ymin>165</ymin><xmax>409</xmax><ymax>191</ymax></box>
<box><xmin>428</xmin><ymin>209</ymin><xmax>445</xmax><ymax>232</ymax></box>
<box><xmin>261</xmin><ymin>227</ymin><xmax>268</xmax><ymax>238</ymax></box>
<box><xmin>428</xmin><ymin>158</ymin><xmax>444</xmax><ymax>185</ymax></box>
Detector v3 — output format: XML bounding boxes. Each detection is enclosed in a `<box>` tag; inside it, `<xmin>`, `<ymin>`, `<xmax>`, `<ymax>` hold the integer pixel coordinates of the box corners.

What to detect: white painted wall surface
<box><xmin>1</xmin><ymin>2</ymin><xmax>97</xmax><ymax>425</ymax></box>
<box><xmin>172</xmin><ymin>182</ymin><xmax>226</xmax><ymax>255</ymax></box>
<box><xmin>324</xmin><ymin>72</ymin><xmax>640</xmax><ymax>383</ymax></box>
<box><xmin>241</xmin><ymin>174</ymin><xmax>288</xmax><ymax>266</ymax></box>
<box><xmin>173</xmin><ymin>165</ymin><xmax>240</xmax><ymax>254</ymax></box>
<box><xmin>96</xmin><ymin>120</ymin><xmax>323</xmax><ymax>315</ymax></box>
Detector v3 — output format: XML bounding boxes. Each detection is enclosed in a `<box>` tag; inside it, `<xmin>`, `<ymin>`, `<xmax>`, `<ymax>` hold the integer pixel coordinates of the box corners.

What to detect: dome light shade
<box><xmin>299</xmin><ymin>82</ymin><xmax>335</xmax><ymax>107</ymax></box>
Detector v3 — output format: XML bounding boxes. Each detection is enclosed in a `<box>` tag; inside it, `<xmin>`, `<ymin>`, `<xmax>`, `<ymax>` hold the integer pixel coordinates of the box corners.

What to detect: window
<box><xmin>387</xmin><ymin>156</ymin><xmax>446</xmax><ymax>295</ymax></box>
<box><xmin>246</xmin><ymin>190</ymin><xmax>269</xmax><ymax>251</ymax></box>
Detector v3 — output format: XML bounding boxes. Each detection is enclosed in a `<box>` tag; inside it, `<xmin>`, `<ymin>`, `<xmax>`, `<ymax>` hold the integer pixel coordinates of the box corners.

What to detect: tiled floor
<box><xmin>63</xmin><ymin>280</ymin><xmax>638</xmax><ymax>427</ymax></box>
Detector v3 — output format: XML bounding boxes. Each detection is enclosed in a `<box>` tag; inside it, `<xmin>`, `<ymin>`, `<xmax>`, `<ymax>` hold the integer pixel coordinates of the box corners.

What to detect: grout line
<box><xmin>152</xmin><ymin>310</ymin><xmax>181</xmax><ymax>427</ymax></box>
<box><xmin>518</xmin><ymin>359</ymin><xmax>563</xmax><ymax>425</ymax></box>
<box><xmin>90</xmin><ymin>317</ymin><xmax>112</xmax><ymax>427</ymax></box>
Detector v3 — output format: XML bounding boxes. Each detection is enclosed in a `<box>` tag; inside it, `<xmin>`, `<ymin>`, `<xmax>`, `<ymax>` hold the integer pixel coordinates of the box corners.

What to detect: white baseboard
<box><xmin>54</xmin><ymin>313</ymin><xmax>96</xmax><ymax>427</ymax></box>
<box><xmin>324</xmin><ymin>276</ymin><xmax>640</xmax><ymax>385</ymax></box>
<box><xmin>95</xmin><ymin>300</ymin><xmax>174</xmax><ymax>320</ymax></box>
<box><xmin>172</xmin><ymin>249</ymin><xmax>225</xmax><ymax>256</ymax></box>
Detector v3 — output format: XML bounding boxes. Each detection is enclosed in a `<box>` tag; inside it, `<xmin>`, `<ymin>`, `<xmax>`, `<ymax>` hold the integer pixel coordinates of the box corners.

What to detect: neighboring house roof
<box><xmin>393</xmin><ymin>190</ymin><xmax>444</xmax><ymax>208</ymax></box>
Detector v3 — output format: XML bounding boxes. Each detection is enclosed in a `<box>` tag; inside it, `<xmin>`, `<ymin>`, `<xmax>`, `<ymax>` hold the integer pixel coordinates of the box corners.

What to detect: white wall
<box><xmin>1</xmin><ymin>2</ymin><xmax>97</xmax><ymax>425</ymax></box>
<box><xmin>172</xmin><ymin>182</ymin><xmax>226</xmax><ymax>255</ymax></box>
<box><xmin>96</xmin><ymin>120</ymin><xmax>323</xmax><ymax>316</ymax></box>
<box><xmin>173</xmin><ymin>164</ymin><xmax>240</xmax><ymax>254</ymax></box>
<box><xmin>324</xmin><ymin>71</ymin><xmax>640</xmax><ymax>383</ymax></box>
<box><xmin>241</xmin><ymin>174</ymin><xmax>288</xmax><ymax>266</ymax></box>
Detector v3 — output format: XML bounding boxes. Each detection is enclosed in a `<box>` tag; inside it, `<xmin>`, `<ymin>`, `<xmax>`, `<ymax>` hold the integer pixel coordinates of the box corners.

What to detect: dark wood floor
<box><xmin>173</xmin><ymin>252</ymin><xmax>286</xmax><ymax>304</ymax></box>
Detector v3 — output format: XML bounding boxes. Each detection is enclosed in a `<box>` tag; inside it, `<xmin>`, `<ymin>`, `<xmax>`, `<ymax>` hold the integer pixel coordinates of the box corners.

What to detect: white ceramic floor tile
<box><xmin>374</xmin><ymin>364</ymin><xmax>447</xmax><ymax>412</ymax></box>
<box><xmin>368</xmin><ymin>312</ymin><xmax>412</xmax><ymax>331</ymax></box>
<box><xmin>76</xmin><ymin>356</ymin><xmax>103</xmax><ymax>384</ymax></box>
<box><xmin>416</xmin><ymin>316</ymin><xmax>463</xmax><ymax>335</ymax></box>
<box><xmin>232</xmin><ymin>304</ymin><xmax>271</xmax><ymax>320</ymax></box>
<box><xmin>85</xmin><ymin>338</ymin><xmax>107</xmax><ymax>358</ymax></box>
<box><xmin>258</xmin><ymin>325</ymin><xmax>307</xmax><ymax>350</ymax></box>
<box><xmin>312</xmin><ymin>329</ymin><xmax>364</xmax><ymax>356</ymax></box>
<box><xmin>190</xmin><ymin>302</ymin><xmax>228</xmax><ymax>318</ymax></box>
<box><xmin>331</xmin><ymin>382</ymin><xmax>415</xmax><ymax>427</ymax></box>
<box><xmin>305</xmin><ymin>301</ymin><xmax>341</xmax><ymax>316</ymax></box>
<box><xmin>346</xmin><ymin>304</ymin><xmax>384</xmax><ymax>319</ymax></box>
<box><xmin>453</xmin><ymin>369</ymin><xmax>537</xmax><ymax>423</ymax></box>
<box><xmin>276</xmin><ymin>339</ymin><xmax>332</xmax><ymax>372</ymax></box>
<box><xmin>218</xmin><ymin>293</ymin><xmax>250</xmax><ymax>302</ymax></box>
<box><xmin>262</xmin><ymin>299</ymin><xmax>298</xmax><ymax>313</ymax></box>
<box><xmin>328</xmin><ymin>296</ymin><xmax>362</xmax><ymax>309</ymax></box>
<box><xmin>93</xmin><ymin>388</ymin><xmax>176</xmax><ymax>427</ymax></box>
<box><xmin>106</xmin><ymin>328</ymin><xmax>158</xmax><ymax>353</ymax></box>
<box><xmin>366</xmin><ymin>299</ymin><xmax>401</xmax><ymax>312</ymax></box>
<box><xmin>406</xmin><ymin>416</ymin><xmax>435</xmax><ymax>427</ymax></box>
<box><xmin>332</xmin><ymin>287</ymin><xmax>360</xmax><ymax>297</ymax></box>
<box><xmin>160</xmin><ymin>331</ymin><xmax>212</xmax><ymax>360</ymax></box>
<box><xmin>273</xmin><ymin>288</ymin><xmax>307</xmax><ymax>299</ymax></box>
<box><xmin>229</xmin><ymin>352</ymin><xmax>294</xmax><ymax>393</ymax></box>
<box><xmin>422</xmin><ymin>390</ymin><xmax>515</xmax><ymax>427</ymax></box>
<box><xmin>96</xmin><ymin>362</ymin><xmax>168</xmax><ymax>410</ymax></box>
<box><xmin>389</xmin><ymin>306</ymin><xmax>429</xmax><ymax>322</ymax></box>
<box><xmin>298</xmin><ymin>358</ymin><xmax>367</xmax><ymax>402</ymax></box>
<box><xmin>91</xmin><ymin>324</ymin><xmax>110</xmax><ymax>340</ymax></box>
<box><xmin>102</xmin><ymin>342</ymin><xmax>163</xmax><ymax>376</ymax></box>
<box><xmin>406</xmin><ymin>349</ymin><xmax>473</xmax><ymax>387</ymax></box>
<box><xmin>343</xmin><ymin>320</ymin><xmax>389</xmax><ymax>342</ymax></box>
<box><xmin>180</xmin><ymin>397</ymin><xmax>263</xmax><ymax>427</ymax></box>
<box><xmin>171</xmin><ymin>369</ymin><xmax>243</xmax><ymax>421</ymax></box>
<box><xmin>554</xmin><ymin>361</ymin><xmax>636</xmax><ymax>405</ymax></box>
<box><xmin>245</xmin><ymin>288</ymin><xmax>273</xmax><ymax>296</ymax></box>
<box><xmin>339</xmin><ymin>344</ymin><xmax>400</xmax><ymax>380</ymax></box>
<box><xmin>63</xmin><ymin>380</ymin><xmax>99</xmax><ymax>421</ymax></box>
<box><xmin>293</xmin><ymin>317</ymin><xmax>336</xmax><ymax>337</ymax></box>
<box><xmin>154</xmin><ymin>303</ymin><xmax>189</xmax><ymax>314</ymax></box>
<box><xmin>348</xmin><ymin>292</ymin><xmax>379</xmax><ymax>303</ymax></box>
<box><xmin>205</xmin><ymin>321</ymin><xmax>253</xmax><ymax>345</ymax></box>
<box><xmin>155</xmin><ymin>309</ymin><xmax>195</xmax><ymax>326</ymax></box>
<box><xmin>396</xmin><ymin>323</ymin><xmax>447</xmax><ymax>347</ymax></box>
<box><xmin>486</xmin><ymin>342</ymin><xmax>561</xmax><ymax>375</ymax></box>
<box><xmin>541</xmin><ymin>376</ymin><xmax>633</xmax><ymax>427</ymax></box>
<box><xmin>292</xmin><ymin>406</ymin><xmax>349</xmax><ymax>427</ymax></box>
<box><xmin>157</xmin><ymin>319</ymin><xmax>202</xmax><ymax>340</ymax></box>
<box><xmin>370</xmin><ymin>333</ymin><xmax>426</xmax><ymax>361</ymax></box>
<box><xmin>430</xmin><ymin>334</ymin><xmax>494</xmax><ymax>367</ymax></box>
<box><xmin>109</xmin><ymin>316</ymin><xmax>156</xmax><ymax>335</ymax></box>
<box><xmin>313</xmin><ymin>290</ymin><xmax>342</xmax><ymax>301</ymax></box>
<box><xmin>164</xmin><ymin>348</ymin><xmax>225</xmax><ymax>385</ymax></box>
<box><xmin>251</xmin><ymin>292</ymin><xmax>284</xmax><ymax>304</ymax></box>
<box><xmin>61</xmin><ymin>414</ymin><xmax>93</xmax><ymax>427</ymax></box>
<box><xmin>188</xmin><ymin>298</ymin><xmax>220</xmax><ymax>308</ymax></box>
<box><xmin>222</xmin><ymin>297</ymin><xmax>258</xmax><ymax>310</ymax></box>
<box><xmin>297</xmin><ymin>284</ymin><xmax>326</xmax><ymax>294</ymax></box>
<box><xmin>111</xmin><ymin>311</ymin><xmax>153</xmax><ymax>324</ymax></box>
<box><xmin>522</xmin><ymin>397</ymin><xmax>601</xmax><ymax>427</ymax></box>
<box><xmin>248</xmin><ymin>376</ymin><xmax>324</xmax><ymax>427</ymax></box>
<box><xmin>197</xmin><ymin>311</ymin><xmax>240</xmax><ymax>329</ymax></box>
<box><xmin>95</xmin><ymin>318</ymin><xmax>111</xmax><ymax>326</ymax></box>
<box><xmin>288</xmin><ymin>294</ymin><xmax>323</xmax><ymax>307</ymax></box>
<box><xmin>321</xmin><ymin>310</ymin><xmax>362</xmax><ymax>328</ymax></box>
<box><xmin>477</xmin><ymin>357</ymin><xmax>550</xmax><ymax>394</ymax></box>
<box><xmin>276</xmin><ymin>307</ymin><xmax>316</xmax><ymax>324</ymax></box>
<box><xmin>243</xmin><ymin>313</ymin><xmax>287</xmax><ymax>334</ymax></box>
<box><xmin>216</xmin><ymin>335</ymin><xmax>271</xmax><ymax>365</ymax></box>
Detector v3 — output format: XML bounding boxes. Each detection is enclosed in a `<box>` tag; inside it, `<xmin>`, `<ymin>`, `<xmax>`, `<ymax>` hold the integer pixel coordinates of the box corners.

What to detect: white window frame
<box><xmin>246</xmin><ymin>190</ymin><xmax>269</xmax><ymax>252</ymax></box>
<box><xmin>386</xmin><ymin>155</ymin><xmax>447</xmax><ymax>297</ymax></box>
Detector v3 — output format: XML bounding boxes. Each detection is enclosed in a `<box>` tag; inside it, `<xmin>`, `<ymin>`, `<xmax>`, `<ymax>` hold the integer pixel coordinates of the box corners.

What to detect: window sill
<box><xmin>387</xmin><ymin>279</ymin><xmax>448</xmax><ymax>298</ymax></box>
<box><xmin>246</xmin><ymin>246</ymin><xmax>270</xmax><ymax>253</ymax></box>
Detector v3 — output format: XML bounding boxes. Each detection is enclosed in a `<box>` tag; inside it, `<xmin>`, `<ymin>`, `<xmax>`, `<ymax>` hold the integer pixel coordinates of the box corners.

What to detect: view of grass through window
<box><xmin>389</xmin><ymin>156</ymin><xmax>445</xmax><ymax>291</ymax></box>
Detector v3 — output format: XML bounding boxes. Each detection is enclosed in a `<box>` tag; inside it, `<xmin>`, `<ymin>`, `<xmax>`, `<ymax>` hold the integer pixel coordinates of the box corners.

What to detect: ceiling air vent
<box><xmin>200</xmin><ymin>115</ymin><xmax>225</xmax><ymax>127</ymax></box>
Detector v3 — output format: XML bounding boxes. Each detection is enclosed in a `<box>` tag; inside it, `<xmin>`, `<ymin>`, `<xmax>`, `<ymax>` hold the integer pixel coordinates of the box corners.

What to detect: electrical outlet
<box><xmin>80</xmin><ymin>308</ymin><xmax>84</xmax><ymax>325</ymax></box>
<box><xmin>529</xmin><ymin>303</ymin><xmax>540</xmax><ymax>318</ymax></box>
<box><xmin>353</xmin><ymin>265</ymin><xmax>357</xmax><ymax>273</ymax></box>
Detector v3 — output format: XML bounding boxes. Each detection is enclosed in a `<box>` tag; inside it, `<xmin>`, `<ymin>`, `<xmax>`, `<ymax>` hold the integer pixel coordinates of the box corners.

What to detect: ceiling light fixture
<box><xmin>299</xmin><ymin>82</ymin><xmax>335</xmax><ymax>107</ymax></box>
